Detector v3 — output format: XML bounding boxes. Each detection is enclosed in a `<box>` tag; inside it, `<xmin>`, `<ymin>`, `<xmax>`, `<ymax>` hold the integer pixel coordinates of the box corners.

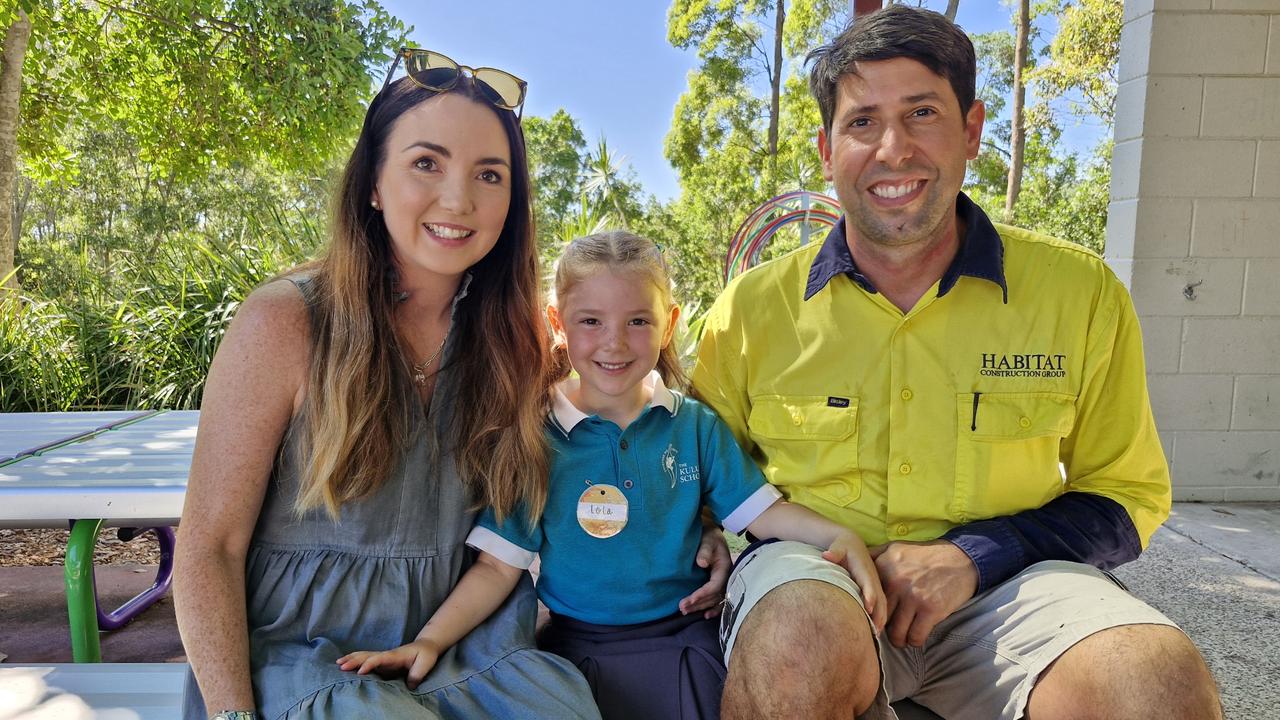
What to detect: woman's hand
<box><xmin>823</xmin><ymin>532</ymin><xmax>887</xmax><ymax>635</ymax></box>
<box><xmin>678</xmin><ymin>522</ymin><xmax>732</xmax><ymax>618</ymax></box>
<box><xmin>337</xmin><ymin>638</ymin><xmax>442</xmax><ymax>691</ymax></box>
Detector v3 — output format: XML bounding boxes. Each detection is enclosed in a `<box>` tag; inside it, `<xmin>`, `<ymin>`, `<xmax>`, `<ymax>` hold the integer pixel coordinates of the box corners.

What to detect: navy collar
<box><xmin>804</xmin><ymin>192</ymin><xmax>1007</xmax><ymax>303</ymax></box>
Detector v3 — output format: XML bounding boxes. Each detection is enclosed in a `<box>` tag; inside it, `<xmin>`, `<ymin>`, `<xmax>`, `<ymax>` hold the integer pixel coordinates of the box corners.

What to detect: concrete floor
<box><xmin>1</xmin><ymin>502</ymin><xmax>1277</xmax><ymax>717</ymax></box>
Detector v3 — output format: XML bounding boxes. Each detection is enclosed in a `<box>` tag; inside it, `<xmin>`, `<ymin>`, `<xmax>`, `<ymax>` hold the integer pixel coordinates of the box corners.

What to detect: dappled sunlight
<box><xmin>1207</xmin><ymin>524</ymin><xmax>1249</xmax><ymax>533</ymax></box>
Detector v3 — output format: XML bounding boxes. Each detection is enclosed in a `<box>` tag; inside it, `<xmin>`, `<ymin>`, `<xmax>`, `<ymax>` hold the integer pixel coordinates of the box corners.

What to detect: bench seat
<box><xmin>0</xmin><ymin>663</ymin><xmax>185</xmax><ymax>719</ymax></box>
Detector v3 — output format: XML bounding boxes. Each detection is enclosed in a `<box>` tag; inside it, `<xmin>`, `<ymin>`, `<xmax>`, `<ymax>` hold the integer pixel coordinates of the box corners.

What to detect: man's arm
<box><xmin>942</xmin><ymin>491</ymin><xmax>1140</xmax><ymax>592</ymax></box>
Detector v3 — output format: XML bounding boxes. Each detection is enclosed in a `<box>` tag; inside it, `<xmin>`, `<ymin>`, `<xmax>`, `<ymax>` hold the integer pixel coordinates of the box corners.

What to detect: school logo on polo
<box><xmin>661</xmin><ymin>444</ymin><xmax>700</xmax><ymax>488</ymax></box>
<box><xmin>980</xmin><ymin>352</ymin><xmax>1068</xmax><ymax>378</ymax></box>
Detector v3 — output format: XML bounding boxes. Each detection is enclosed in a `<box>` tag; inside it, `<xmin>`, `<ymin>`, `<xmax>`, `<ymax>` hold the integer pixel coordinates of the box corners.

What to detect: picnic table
<box><xmin>0</xmin><ymin>410</ymin><xmax>197</xmax><ymax>662</ymax></box>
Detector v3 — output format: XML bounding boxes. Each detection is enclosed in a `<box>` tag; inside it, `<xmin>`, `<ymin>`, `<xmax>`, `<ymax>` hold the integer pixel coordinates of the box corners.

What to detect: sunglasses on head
<box><xmin>380</xmin><ymin>47</ymin><xmax>527</xmax><ymax>118</ymax></box>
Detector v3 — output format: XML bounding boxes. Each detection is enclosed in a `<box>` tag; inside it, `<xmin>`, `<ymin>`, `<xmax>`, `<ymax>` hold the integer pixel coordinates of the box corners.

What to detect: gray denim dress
<box><xmin>183</xmin><ymin>277</ymin><xmax>599</xmax><ymax>719</ymax></box>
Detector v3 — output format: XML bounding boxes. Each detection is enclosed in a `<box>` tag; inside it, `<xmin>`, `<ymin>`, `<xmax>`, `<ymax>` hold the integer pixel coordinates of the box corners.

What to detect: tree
<box><xmin>523</xmin><ymin>109</ymin><xmax>588</xmax><ymax>254</ymax></box>
<box><xmin>1004</xmin><ymin>0</ymin><xmax>1030</xmax><ymax>221</ymax></box>
<box><xmin>664</xmin><ymin>0</ymin><xmax>844</xmax><ymax>308</ymax></box>
<box><xmin>965</xmin><ymin>2</ymin><xmax>1117</xmax><ymax>256</ymax></box>
<box><xmin>0</xmin><ymin>5</ymin><xmax>29</xmax><ymax>292</ymax></box>
<box><xmin>1028</xmin><ymin>0</ymin><xmax>1120</xmax><ymax>125</ymax></box>
<box><xmin>582</xmin><ymin>134</ymin><xmax>642</xmax><ymax>228</ymax></box>
<box><xmin>0</xmin><ymin>0</ymin><xmax>407</xmax><ymax>288</ymax></box>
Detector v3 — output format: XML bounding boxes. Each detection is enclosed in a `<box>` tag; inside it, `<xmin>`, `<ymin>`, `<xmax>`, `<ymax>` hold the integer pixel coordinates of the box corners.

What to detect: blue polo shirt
<box><xmin>467</xmin><ymin>372</ymin><xmax>781</xmax><ymax>625</ymax></box>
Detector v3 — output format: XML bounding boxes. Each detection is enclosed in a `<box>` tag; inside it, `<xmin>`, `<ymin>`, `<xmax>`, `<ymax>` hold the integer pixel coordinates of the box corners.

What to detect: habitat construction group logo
<box><xmin>980</xmin><ymin>352</ymin><xmax>1068</xmax><ymax>378</ymax></box>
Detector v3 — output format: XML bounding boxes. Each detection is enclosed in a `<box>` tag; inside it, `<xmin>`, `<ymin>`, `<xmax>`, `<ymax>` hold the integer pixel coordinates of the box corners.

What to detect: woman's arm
<box><xmin>337</xmin><ymin>551</ymin><xmax>524</xmax><ymax>689</ymax></box>
<box><xmin>173</xmin><ymin>280</ymin><xmax>310</xmax><ymax>714</ymax></box>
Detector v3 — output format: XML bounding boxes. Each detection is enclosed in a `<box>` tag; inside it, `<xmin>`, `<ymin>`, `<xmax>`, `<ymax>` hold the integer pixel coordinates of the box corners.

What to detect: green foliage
<box><xmin>4</xmin><ymin>1</ymin><xmax>1125</xmax><ymax>412</ymax></box>
<box><xmin>662</xmin><ymin>0</ymin><xmax>841</xmax><ymax>310</ymax></box>
<box><xmin>966</xmin><ymin>1</ymin><xmax>1116</xmax><ymax>255</ymax></box>
<box><xmin>582</xmin><ymin>134</ymin><xmax>644</xmax><ymax>228</ymax></box>
<box><xmin>522</xmin><ymin>109</ymin><xmax>646</xmax><ymax>271</ymax></box>
<box><xmin>525</xmin><ymin>109</ymin><xmax>588</xmax><ymax>253</ymax></box>
<box><xmin>1029</xmin><ymin>0</ymin><xmax>1121</xmax><ymax>124</ymax></box>
<box><xmin>18</xmin><ymin>0</ymin><xmax>407</xmax><ymax>181</ymax></box>
<box><xmin>18</xmin><ymin>122</ymin><xmax>332</xmax><ymax>298</ymax></box>
<box><xmin>0</xmin><ymin>208</ymin><xmax>318</xmax><ymax>411</ymax></box>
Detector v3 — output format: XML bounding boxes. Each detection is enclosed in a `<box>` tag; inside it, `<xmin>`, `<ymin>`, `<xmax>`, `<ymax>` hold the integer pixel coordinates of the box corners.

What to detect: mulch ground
<box><xmin>0</xmin><ymin>528</ymin><xmax>165</xmax><ymax>567</ymax></box>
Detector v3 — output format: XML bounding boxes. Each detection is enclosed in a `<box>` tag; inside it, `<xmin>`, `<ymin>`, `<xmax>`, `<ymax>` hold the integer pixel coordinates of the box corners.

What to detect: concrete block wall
<box><xmin>1108</xmin><ymin>0</ymin><xmax>1280</xmax><ymax>501</ymax></box>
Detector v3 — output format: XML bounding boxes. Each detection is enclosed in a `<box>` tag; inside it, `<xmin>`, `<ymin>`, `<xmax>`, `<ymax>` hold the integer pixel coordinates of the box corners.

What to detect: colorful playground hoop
<box><xmin>724</xmin><ymin>190</ymin><xmax>841</xmax><ymax>284</ymax></box>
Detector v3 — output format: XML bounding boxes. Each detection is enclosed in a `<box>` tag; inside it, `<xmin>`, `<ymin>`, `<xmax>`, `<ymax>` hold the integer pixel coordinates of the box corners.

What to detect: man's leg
<box><xmin>907</xmin><ymin>560</ymin><xmax>1221</xmax><ymax>720</ymax></box>
<box><xmin>721</xmin><ymin>580</ymin><xmax>880</xmax><ymax>719</ymax></box>
<box><xmin>717</xmin><ymin>541</ymin><xmax>892</xmax><ymax>720</ymax></box>
<box><xmin>1026</xmin><ymin>623</ymin><xmax>1222</xmax><ymax>720</ymax></box>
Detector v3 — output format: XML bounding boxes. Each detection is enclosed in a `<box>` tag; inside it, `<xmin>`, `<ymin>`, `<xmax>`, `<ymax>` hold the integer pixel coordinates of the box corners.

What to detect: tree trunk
<box><xmin>945</xmin><ymin>0</ymin><xmax>960</xmax><ymax>21</ymax></box>
<box><xmin>0</xmin><ymin>10</ymin><xmax>30</xmax><ymax>293</ymax></box>
<box><xmin>767</xmin><ymin>0</ymin><xmax>785</xmax><ymax>184</ymax></box>
<box><xmin>1004</xmin><ymin>0</ymin><xmax>1029</xmax><ymax>222</ymax></box>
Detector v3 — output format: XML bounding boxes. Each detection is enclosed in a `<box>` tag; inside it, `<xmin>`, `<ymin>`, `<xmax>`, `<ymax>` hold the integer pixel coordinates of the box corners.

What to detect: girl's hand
<box><xmin>336</xmin><ymin>639</ymin><xmax>442</xmax><ymax>690</ymax></box>
<box><xmin>822</xmin><ymin>532</ymin><xmax>888</xmax><ymax>635</ymax></box>
<box><xmin>679</xmin><ymin>524</ymin><xmax>732</xmax><ymax>618</ymax></box>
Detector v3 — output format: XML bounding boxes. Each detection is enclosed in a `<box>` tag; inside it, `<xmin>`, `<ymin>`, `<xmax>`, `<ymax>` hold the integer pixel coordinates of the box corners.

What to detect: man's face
<box><xmin>818</xmin><ymin>57</ymin><xmax>984</xmax><ymax>249</ymax></box>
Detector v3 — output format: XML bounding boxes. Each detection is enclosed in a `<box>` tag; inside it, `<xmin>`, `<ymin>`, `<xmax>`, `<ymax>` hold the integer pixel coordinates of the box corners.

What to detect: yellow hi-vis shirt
<box><xmin>692</xmin><ymin>216</ymin><xmax>1171</xmax><ymax>549</ymax></box>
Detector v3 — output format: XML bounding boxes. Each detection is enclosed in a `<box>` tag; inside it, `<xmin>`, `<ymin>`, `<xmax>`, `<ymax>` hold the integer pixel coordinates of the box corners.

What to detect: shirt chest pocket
<box><xmin>748</xmin><ymin>396</ymin><xmax>861</xmax><ymax>507</ymax></box>
<box><xmin>952</xmin><ymin>392</ymin><xmax>1077</xmax><ymax>522</ymax></box>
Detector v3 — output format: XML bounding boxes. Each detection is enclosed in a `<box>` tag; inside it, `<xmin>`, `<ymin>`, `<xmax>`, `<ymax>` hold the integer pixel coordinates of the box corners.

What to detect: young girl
<box><xmin>339</xmin><ymin>230</ymin><xmax>886</xmax><ymax>719</ymax></box>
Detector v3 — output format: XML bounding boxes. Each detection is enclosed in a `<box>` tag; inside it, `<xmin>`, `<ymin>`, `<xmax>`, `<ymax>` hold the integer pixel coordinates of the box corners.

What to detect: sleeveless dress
<box><xmin>182</xmin><ymin>277</ymin><xmax>600</xmax><ymax>719</ymax></box>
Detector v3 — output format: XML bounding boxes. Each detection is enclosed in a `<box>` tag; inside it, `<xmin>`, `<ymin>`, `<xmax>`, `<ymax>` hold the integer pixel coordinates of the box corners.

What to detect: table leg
<box><xmin>95</xmin><ymin>526</ymin><xmax>176</xmax><ymax>631</ymax></box>
<box><xmin>65</xmin><ymin>518</ymin><xmax>104</xmax><ymax>663</ymax></box>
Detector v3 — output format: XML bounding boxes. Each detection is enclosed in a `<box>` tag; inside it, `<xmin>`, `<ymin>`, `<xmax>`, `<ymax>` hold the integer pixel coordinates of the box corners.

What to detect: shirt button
<box><xmin>792</xmin><ymin>414</ymin><xmax>803</xmax><ymax>426</ymax></box>
<box><xmin>623</xmin><ymin>479</ymin><xmax>634</xmax><ymax>489</ymax></box>
<box><xmin>899</xmin><ymin>463</ymin><xmax>912</xmax><ymax>475</ymax></box>
<box><xmin>1019</xmin><ymin>417</ymin><xmax>1032</xmax><ymax>429</ymax></box>
<box><xmin>900</xmin><ymin>388</ymin><xmax>913</xmax><ymax>401</ymax></box>
<box><xmin>894</xmin><ymin>522</ymin><xmax>910</xmax><ymax>537</ymax></box>
<box><xmin>620</xmin><ymin>439</ymin><xmax>628</xmax><ymax>450</ymax></box>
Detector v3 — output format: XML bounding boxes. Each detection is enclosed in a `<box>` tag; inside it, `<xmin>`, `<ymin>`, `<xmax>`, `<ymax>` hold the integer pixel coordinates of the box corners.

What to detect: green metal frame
<box><xmin>65</xmin><ymin>518</ymin><xmax>105</xmax><ymax>662</ymax></box>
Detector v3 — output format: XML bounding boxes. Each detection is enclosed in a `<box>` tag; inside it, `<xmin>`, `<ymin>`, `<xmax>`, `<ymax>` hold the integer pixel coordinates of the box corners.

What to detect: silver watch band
<box><xmin>211</xmin><ymin>711</ymin><xmax>258</xmax><ymax>720</ymax></box>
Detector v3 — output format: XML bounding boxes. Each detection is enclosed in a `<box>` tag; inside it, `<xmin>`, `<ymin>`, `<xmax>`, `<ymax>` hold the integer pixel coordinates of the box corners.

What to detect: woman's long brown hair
<box><xmin>292</xmin><ymin>76</ymin><xmax>549</xmax><ymax>525</ymax></box>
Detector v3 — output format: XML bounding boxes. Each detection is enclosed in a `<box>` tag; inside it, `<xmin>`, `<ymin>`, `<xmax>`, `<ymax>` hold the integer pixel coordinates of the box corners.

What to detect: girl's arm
<box><xmin>174</xmin><ymin>281</ymin><xmax>310</xmax><ymax>715</ymax></box>
<box><xmin>745</xmin><ymin>501</ymin><xmax>888</xmax><ymax>632</ymax></box>
<box><xmin>337</xmin><ymin>551</ymin><xmax>523</xmax><ymax>689</ymax></box>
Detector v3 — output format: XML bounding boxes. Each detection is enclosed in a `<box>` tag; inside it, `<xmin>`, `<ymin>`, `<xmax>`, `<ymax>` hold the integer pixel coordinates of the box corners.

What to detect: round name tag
<box><xmin>577</xmin><ymin>484</ymin><xmax>628</xmax><ymax>538</ymax></box>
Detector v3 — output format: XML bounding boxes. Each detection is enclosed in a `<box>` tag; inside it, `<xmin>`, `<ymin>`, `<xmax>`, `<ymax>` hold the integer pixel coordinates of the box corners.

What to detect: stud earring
<box><xmin>371</xmin><ymin>200</ymin><xmax>381</xmax><ymax>210</ymax></box>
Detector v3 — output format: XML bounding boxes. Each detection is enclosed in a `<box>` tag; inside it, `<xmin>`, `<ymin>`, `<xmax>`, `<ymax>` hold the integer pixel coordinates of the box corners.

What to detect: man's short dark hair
<box><xmin>807</xmin><ymin>5</ymin><xmax>977</xmax><ymax>133</ymax></box>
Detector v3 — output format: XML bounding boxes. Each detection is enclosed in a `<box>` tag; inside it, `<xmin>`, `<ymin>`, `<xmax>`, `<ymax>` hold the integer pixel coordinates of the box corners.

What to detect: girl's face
<box><xmin>550</xmin><ymin>268</ymin><xmax>680</xmax><ymax>417</ymax></box>
<box><xmin>372</xmin><ymin>93</ymin><xmax>512</xmax><ymax>285</ymax></box>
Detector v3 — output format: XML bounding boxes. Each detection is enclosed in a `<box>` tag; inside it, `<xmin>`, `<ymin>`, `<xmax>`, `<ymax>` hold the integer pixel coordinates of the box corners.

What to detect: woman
<box><xmin>174</xmin><ymin>55</ymin><xmax>602</xmax><ymax>719</ymax></box>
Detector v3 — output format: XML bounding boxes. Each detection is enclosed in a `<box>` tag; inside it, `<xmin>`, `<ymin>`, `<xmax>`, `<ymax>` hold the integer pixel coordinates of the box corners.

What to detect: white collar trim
<box><xmin>550</xmin><ymin>370</ymin><xmax>678</xmax><ymax>435</ymax></box>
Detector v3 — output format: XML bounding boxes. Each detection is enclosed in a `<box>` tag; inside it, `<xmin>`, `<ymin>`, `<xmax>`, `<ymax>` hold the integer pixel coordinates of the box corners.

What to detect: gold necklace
<box><xmin>411</xmin><ymin>332</ymin><xmax>449</xmax><ymax>387</ymax></box>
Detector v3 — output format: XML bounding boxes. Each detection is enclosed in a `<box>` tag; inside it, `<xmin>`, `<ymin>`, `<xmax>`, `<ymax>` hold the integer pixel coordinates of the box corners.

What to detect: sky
<box><xmin>377</xmin><ymin>0</ymin><xmax>1104</xmax><ymax>202</ymax></box>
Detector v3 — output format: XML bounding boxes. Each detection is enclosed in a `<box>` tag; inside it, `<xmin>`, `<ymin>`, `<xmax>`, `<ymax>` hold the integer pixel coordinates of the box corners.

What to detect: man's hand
<box><xmin>870</xmin><ymin>539</ymin><xmax>978</xmax><ymax>648</ymax></box>
<box><xmin>679</xmin><ymin>524</ymin><xmax>732</xmax><ymax>618</ymax></box>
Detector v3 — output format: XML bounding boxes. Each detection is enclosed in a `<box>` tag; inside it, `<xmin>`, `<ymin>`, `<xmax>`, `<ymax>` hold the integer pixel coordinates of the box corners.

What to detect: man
<box><xmin>692</xmin><ymin>6</ymin><xmax>1223</xmax><ymax>719</ymax></box>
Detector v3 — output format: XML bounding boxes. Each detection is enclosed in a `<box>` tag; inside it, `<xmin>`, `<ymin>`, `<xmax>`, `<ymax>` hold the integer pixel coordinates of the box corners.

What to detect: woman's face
<box><xmin>372</xmin><ymin>92</ymin><xmax>513</xmax><ymax>284</ymax></box>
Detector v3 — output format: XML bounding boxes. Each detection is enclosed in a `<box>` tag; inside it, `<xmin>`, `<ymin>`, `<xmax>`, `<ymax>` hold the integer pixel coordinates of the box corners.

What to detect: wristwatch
<box><xmin>211</xmin><ymin>712</ymin><xmax>258</xmax><ymax>720</ymax></box>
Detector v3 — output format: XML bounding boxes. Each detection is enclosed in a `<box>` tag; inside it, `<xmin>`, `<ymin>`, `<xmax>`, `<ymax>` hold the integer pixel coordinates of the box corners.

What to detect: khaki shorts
<box><xmin>720</xmin><ymin>541</ymin><xmax>1179</xmax><ymax>720</ymax></box>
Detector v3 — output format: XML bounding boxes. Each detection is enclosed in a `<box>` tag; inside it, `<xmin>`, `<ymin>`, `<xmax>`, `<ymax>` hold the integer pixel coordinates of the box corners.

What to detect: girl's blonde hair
<box><xmin>289</xmin><ymin>76</ymin><xmax>549</xmax><ymax>526</ymax></box>
<box><xmin>550</xmin><ymin>230</ymin><xmax>688</xmax><ymax>390</ymax></box>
